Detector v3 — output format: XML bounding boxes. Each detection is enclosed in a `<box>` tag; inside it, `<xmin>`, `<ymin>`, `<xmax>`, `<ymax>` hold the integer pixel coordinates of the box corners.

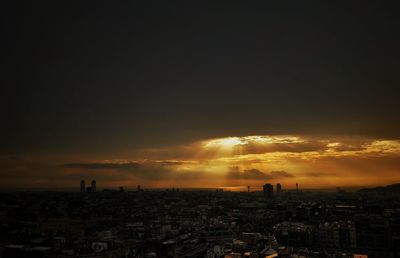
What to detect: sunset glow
<box><xmin>3</xmin><ymin>135</ymin><xmax>398</xmax><ymax>190</ymax></box>
<box><xmin>204</xmin><ymin>137</ymin><xmax>246</xmax><ymax>148</ymax></box>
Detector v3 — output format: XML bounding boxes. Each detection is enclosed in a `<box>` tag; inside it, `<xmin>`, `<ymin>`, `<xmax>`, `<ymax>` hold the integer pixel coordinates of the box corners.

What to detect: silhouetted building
<box><xmin>119</xmin><ymin>186</ymin><xmax>124</xmax><ymax>192</ymax></box>
<box><xmin>91</xmin><ymin>180</ymin><xmax>96</xmax><ymax>192</ymax></box>
<box><xmin>263</xmin><ymin>183</ymin><xmax>273</xmax><ymax>198</ymax></box>
<box><xmin>80</xmin><ymin>180</ymin><xmax>85</xmax><ymax>193</ymax></box>
<box><xmin>296</xmin><ymin>183</ymin><xmax>299</xmax><ymax>192</ymax></box>
<box><xmin>137</xmin><ymin>185</ymin><xmax>142</xmax><ymax>191</ymax></box>
<box><xmin>277</xmin><ymin>183</ymin><xmax>282</xmax><ymax>193</ymax></box>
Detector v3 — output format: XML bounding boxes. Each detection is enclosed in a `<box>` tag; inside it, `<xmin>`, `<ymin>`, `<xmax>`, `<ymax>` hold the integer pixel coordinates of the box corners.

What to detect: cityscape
<box><xmin>3</xmin><ymin>1</ymin><xmax>400</xmax><ymax>258</ymax></box>
<box><xmin>1</xmin><ymin>181</ymin><xmax>400</xmax><ymax>257</ymax></box>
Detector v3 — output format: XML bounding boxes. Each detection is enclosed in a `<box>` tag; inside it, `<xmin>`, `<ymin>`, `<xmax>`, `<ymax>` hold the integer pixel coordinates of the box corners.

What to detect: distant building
<box><xmin>119</xmin><ymin>186</ymin><xmax>124</xmax><ymax>192</ymax></box>
<box><xmin>263</xmin><ymin>184</ymin><xmax>273</xmax><ymax>198</ymax></box>
<box><xmin>137</xmin><ymin>185</ymin><xmax>142</xmax><ymax>191</ymax></box>
<box><xmin>80</xmin><ymin>180</ymin><xmax>85</xmax><ymax>193</ymax></box>
<box><xmin>91</xmin><ymin>180</ymin><xmax>96</xmax><ymax>192</ymax></box>
<box><xmin>276</xmin><ymin>183</ymin><xmax>282</xmax><ymax>193</ymax></box>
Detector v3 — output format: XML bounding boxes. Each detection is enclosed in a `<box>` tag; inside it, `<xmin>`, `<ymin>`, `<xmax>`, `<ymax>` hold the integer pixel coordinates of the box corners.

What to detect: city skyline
<box><xmin>2</xmin><ymin>2</ymin><xmax>400</xmax><ymax>257</ymax></box>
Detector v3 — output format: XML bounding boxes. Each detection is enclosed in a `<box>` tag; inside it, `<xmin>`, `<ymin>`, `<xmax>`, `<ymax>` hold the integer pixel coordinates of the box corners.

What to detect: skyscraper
<box><xmin>80</xmin><ymin>180</ymin><xmax>85</xmax><ymax>193</ymax></box>
<box><xmin>91</xmin><ymin>180</ymin><xmax>96</xmax><ymax>192</ymax></box>
<box><xmin>263</xmin><ymin>183</ymin><xmax>274</xmax><ymax>198</ymax></box>
<box><xmin>276</xmin><ymin>183</ymin><xmax>282</xmax><ymax>194</ymax></box>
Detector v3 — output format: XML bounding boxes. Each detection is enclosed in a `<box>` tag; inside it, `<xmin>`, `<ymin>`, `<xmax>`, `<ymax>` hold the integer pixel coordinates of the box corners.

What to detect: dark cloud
<box><xmin>270</xmin><ymin>171</ymin><xmax>295</xmax><ymax>178</ymax></box>
<box><xmin>63</xmin><ymin>162</ymin><xmax>141</xmax><ymax>170</ymax></box>
<box><xmin>0</xmin><ymin>158</ymin><xmax>210</xmax><ymax>189</ymax></box>
<box><xmin>227</xmin><ymin>167</ymin><xmax>294</xmax><ymax>181</ymax></box>
<box><xmin>63</xmin><ymin>161</ymin><xmax>173</xmax><ymax>180</ymax></box>
<box><xmin>159</xmin><ymin>160</ymin><xmax>196</xmax><ymax>166</ymax></box>
<box><xmin>2</xmin><ymin>1</ymin><xmax>400</xmax><ymax>156</ymax></box>
<box><xmin>244</xmin><ymin>169</ymin><xmax>271</xmax><ymax>180</ymax></box>
<box><xmin>332</xmin><ymin>145</ymin><xmax>367</xmax><ymax>152</ymax></box>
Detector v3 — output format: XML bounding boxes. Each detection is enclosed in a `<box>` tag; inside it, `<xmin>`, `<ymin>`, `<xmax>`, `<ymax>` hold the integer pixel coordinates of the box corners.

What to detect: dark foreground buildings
<box><xmin>1</xmin><ymin>183</ymin><xmax>400</xmax><ymax>257</ymax></box>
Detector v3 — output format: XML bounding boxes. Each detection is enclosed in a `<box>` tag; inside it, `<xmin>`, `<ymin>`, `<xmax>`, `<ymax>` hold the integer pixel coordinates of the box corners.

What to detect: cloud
<box><xmin>63</xmin><ymin>162</ymin><xmax>141</xmax><ymax>170</ymax></box>
<box><xmin>270</xmin><ymin>170</ymin><xmax>295</xmax><ymax>178</ymax></box>
<box><xmin>0</xmin><ymin>159</ymin><xmax>182</xmax><ymax>188</ymax></box>
<box><xmin>159</xmin><ymin>160</ymin><xmax>197</xmax><ymax>166</ymax></box>
<box><xmin>243</xmin><ymin>141</ymin><xmax>327</xmax><ymax>154</ymax></box>
<box><xmin>63</xmin><ymin>161</ymin><xmax>174</xmax><ymax>180</ymax></box>
<box><xmin>62</xmin><ymin>160</ymin><xmax>211</xmax><ymax>184</ymax></box>
<box><xmin>226</xmin><ymin>167</ymin><xmax>294</xmax><ymax>180</ymax></box>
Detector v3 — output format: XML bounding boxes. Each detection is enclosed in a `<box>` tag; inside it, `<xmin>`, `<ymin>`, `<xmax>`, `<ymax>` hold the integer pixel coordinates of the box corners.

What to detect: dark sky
<box><xmin>2</xmin><ymin>1</ymin><xmax>400</xmax><ymax>156</ymax></box>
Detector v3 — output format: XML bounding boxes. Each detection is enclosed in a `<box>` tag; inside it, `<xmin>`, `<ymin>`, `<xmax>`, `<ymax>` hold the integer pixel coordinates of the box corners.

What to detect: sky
<box><xmin>1</xmin><ymin>2</ymin><xmax>400</xmax><ymax>190</ymax></box>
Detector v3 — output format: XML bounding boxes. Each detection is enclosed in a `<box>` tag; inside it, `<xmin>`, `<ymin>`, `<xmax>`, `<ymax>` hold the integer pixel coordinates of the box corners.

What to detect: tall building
<box><xmin>296</xmin><ymin>183</ymin><xmax>299</xmax><ymax>192</ymax></box>
<box><xmin>91</xmin><ymin>180</ymin><xmax>96</xmax><ymax>192</ymax></box>
<box><xmin>263</xmin><ymin>183</ymin><xmax>274</xmax><ymax>198</ymax></box>
<box><xmin>137</xmin><ymin>185</ymin><xmax>141</xmax><ymax>191</ymax></box>
<box><xmin>276</xmin><ymin>183</ymin><xmax>282</xmax><ymax>193</ymax></box>
<box><xmin>80</xmin><ymin>180</ymin><xmax>85</xmax><ymax>193</ymax></box>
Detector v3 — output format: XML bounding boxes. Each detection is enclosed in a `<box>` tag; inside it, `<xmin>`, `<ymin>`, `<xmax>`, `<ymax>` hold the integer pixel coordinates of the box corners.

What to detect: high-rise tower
<box><xmin>276</xmin><ymin>183</ymin><xmax>282</xmax><ymax>194</ymax></box>
<box><xmin>91</xmin><ymin>180</ymin><xmax>96</xmax><ymax>192</ymax></box>
<box><xmin>263</xmin><ymin>183</ymin><xmax>274</xmax><ymax>198</ymax></box>
<box><xmin>80</xmin><ymin>180</ymin><xmax>85</xmax><ymax>193</ymax></box>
